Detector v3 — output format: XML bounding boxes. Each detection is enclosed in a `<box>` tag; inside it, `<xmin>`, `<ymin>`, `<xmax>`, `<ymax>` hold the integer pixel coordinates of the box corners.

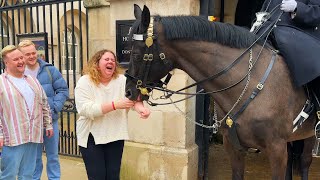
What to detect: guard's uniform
<box><xmin>259</xmin><ymin>0</ymin><xmax>320</xmax><ymax>86</ymax></box>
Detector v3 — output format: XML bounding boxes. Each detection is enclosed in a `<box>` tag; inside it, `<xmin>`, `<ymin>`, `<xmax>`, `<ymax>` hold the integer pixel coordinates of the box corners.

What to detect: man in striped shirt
<box><xmin>0</xmin><ymin>45</ymin><xmax>53</xmax><ymax>180</ymax></box>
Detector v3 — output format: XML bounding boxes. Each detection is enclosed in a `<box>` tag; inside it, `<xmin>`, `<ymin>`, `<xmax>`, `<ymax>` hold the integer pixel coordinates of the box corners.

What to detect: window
<box><xmin>0</xmin><ymin>20</ymin><xmax>10</xmax><ymax>73</ymax></box>
<box><xmin>61</xmin><ymin>27</ymin><xmax>78</xmax><ymax>73</ymax></box>
<box><xmin>0</xmin><ymin>20</ymin><xmax>9</xmax><ymax>47</ymax></box>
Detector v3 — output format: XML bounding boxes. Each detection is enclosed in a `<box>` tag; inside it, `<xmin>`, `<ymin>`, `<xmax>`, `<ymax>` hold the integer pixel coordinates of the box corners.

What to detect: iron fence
<box><xmin>0</xmin><ymin>0</ymin><xmax>89</xmax><ymax>157</ymax></box>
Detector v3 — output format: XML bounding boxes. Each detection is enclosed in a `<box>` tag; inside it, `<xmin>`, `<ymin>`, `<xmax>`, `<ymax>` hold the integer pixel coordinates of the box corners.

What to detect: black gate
<box><xmin>0</xmin><ymin>0</ymin><xmax>89</xmax><ymax>157</ymax></box>
<box><xmin>195</xmin><ymin>89</ymin><xmax>211</xmax><ymax>180</ymax></box>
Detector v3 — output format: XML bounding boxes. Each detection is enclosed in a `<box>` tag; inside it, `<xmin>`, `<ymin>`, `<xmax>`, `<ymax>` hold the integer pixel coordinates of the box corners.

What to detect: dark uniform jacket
<box><xmin>260</xmin><ymin>0</ymin><xmax>320</xmax><ymax>86</ymax></box>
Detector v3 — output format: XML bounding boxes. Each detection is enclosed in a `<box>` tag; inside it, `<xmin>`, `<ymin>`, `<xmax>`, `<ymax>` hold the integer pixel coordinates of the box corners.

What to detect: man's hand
<box><xmin>46</xmin><ymin>129</ymin><xmax>54</xmax><ymax>138</ymax></box>
<box><xmin>281</xmin><ymin>0</ymin><xmax>297</xmax><ymax>12</ymax></box>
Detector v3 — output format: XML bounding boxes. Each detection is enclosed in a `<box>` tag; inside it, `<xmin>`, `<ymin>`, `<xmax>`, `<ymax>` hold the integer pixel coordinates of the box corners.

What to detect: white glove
<box><xmin>280</xmin><ymin>0</ymin><xmax>297</xmax><ymax>12</ymax></box>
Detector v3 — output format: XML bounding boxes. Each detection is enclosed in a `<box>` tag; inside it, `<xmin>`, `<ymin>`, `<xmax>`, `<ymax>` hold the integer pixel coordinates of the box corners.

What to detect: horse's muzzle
<box><xmin>126</xmin><ymin>88</ymin><xmax>150</xmax><ymax>102</ymax></box>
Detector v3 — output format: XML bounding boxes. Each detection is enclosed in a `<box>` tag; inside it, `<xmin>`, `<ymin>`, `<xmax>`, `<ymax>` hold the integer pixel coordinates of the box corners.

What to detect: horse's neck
<box><xmin>162</xmin><ymin>40</ymin><xmax>265</xmax><ymax>112</ymax></box>
<box><xmin>166</xmin><ymin>41</ymin><xmax>247</xmax><ymax>79</ymax></box>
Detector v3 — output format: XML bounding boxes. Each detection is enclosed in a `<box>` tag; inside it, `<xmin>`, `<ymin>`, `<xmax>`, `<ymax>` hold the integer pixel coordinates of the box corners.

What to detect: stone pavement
<box><xmin>41</xmin><ymin>154</ymin><xmax>87</xmax><ymax>180</ymax></box>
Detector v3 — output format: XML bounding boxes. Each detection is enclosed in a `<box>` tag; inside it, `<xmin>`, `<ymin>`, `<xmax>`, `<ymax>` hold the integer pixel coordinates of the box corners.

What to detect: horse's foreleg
<box><xmin>223</xmin><ymin>135</ymin><xmax>245</xmax><ymax>180</ymax></box>
<box><xmin>266</xmin><ymin>140</ymin><xmax>288</xmax><ymax>180</ymax></box>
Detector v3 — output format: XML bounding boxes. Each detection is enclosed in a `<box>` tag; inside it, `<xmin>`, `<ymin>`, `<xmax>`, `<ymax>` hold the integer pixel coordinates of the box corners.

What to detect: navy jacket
<box><xmin>260</xmin><ymin>0</ymin><xmax>320</xmax><ymax>86</ymax></box>
<box><xmin>37</xmin><ymin>60</ymin><xmax>69</xmax><ymax>121</ymax></box>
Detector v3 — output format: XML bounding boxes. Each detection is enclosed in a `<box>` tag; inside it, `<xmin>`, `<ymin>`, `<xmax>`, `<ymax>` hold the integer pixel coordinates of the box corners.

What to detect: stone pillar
<box><xmin>214</xmin><ymin>0</ymin><xmax>237</xmax><ymax>23</ymax></box>
<box><xmin>83</xmin><ymin>0</ymin><xmax>112</xmax><ymax>58</ymax></box>
<box><xmin>84</xmin><ymin>1</ymin><xmax>199</xmax><ymax>179</ymax></box>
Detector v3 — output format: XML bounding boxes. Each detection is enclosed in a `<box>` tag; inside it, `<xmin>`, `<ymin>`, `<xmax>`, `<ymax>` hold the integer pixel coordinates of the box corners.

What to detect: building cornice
<box><xmin>83</xmin><ymin>0</ymin><xmax>110</xmax><ymax>8</ymax></box>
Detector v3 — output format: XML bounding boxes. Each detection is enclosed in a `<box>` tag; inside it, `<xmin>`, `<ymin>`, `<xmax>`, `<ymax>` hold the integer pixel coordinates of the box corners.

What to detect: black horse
<box><xmin>125</xmin><ymin>4</ymin><xmax>316</xmax><ymax>180</ymax></box>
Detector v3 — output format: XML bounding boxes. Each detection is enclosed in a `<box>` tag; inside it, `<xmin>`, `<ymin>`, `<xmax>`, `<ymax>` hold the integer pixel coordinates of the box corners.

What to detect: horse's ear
<box><xmin>141</xmin><ymin>5</ymin><xmax>150</xmax><ymax>30</ymax></box>
<box><xmin>134</xmin><ymin>4</ymin><xmax>142</xmax><ymax>20</ymax></box>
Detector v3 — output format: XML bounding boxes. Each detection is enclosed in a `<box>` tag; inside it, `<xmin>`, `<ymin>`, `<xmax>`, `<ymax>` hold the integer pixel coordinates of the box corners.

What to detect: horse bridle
<box><xmin>125</xmin><ymin>13</ymin><xmax>281</xmax><ymax>105</ymax></box>
<box><xmin>125</xmin><ymin>17</ymin><xmax>255</xmax><ymax>99</ymax></box>
<box><xmin>125</xmin><ymin>17</ymin><xmax>173</xmax><ymax>97</ymax></box>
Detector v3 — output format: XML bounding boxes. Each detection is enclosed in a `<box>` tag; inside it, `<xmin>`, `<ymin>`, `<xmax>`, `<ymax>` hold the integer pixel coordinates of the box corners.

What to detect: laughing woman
<box><xmin>75</xmin><ymin>49</ymin><xmax>150</xmax><ymax>180</ymax></box>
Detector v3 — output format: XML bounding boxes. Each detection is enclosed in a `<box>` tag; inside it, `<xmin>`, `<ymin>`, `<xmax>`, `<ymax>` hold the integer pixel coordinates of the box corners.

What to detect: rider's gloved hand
<box><xmin>281</xmin><ymin>0</ymin><xmax>297</xmax><ymax>12</ymax></box>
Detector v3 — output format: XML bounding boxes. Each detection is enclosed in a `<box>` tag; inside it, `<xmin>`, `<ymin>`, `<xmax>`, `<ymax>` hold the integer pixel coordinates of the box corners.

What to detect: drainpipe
<box><xmin>200</xmin><ymin>0</ymin><xmax>216</xmax><ymax>21</ymax></box>
<box><xmin>220</xmin><ymin>0</ymin><xmax>225</xmax><ymax>22</ymax></box>
<box><xmin>200</xmin><ymin>0</ymin><xmax>209</xmax><ymax>16</ymax></box>
<box><xmin>197</xmin><ymin>1</ymin><xmax>214</xmax><ymax>180</ymax></box>
<box><xmin>208</xmin><ymin>0</ymin><xmax>215</xmax><ymax>16</ymax></box>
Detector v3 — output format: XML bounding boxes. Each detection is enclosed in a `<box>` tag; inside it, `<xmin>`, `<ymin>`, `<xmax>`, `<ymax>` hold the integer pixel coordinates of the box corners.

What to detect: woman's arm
<box><xmin>133</xmin><ymin>101</ymin><xmax>150</xmax><ymax>119</ymax></box>
<box><xmin>75</xmin><ymin>77</ymin><xmax>135</xmax><ymax>118</ymax></box>
<box><xmin>75</xmin><ymin>76</ymin><xmax>104</xmax><ymax>119</ymax></box>
<box><xmin>101</xmin><ymin>98</ymin><xmax>135</xmax><ymax>114</ymax></box>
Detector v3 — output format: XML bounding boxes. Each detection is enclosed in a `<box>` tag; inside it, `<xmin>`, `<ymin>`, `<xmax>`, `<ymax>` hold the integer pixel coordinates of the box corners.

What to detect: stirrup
<box><xmin>315</xmin><ymin>121</ymin><xmax>320</xmax><ymax>139</ymax></box>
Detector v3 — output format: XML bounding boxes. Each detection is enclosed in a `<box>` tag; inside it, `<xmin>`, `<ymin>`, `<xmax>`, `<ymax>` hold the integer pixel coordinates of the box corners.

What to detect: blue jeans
<box><xmin>0</xmin><ymin>142</ymin><xmax>38</xmax><ymax>180</ymax></box>
<box><xmin>33</xmin><ymin>120</ymin><xmax>60</xmax><ymax>180</ymax></box>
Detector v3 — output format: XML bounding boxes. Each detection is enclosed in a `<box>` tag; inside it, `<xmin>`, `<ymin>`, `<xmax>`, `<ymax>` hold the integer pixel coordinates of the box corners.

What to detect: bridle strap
<box><xmin>128</xmin><ymin>17</ymin><xmax>173</xmax><ymax>91</ymax></box>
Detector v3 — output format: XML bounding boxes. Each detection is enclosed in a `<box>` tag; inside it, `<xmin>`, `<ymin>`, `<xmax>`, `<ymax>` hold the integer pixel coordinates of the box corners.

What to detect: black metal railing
<box><xmin>0</xmin><ymin>0</ymin><xmax>89</xmax><ymax>157</ymax></box>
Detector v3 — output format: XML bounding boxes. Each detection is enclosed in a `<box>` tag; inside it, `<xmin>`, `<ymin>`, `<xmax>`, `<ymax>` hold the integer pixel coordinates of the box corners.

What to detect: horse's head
<box><xmin>125</xmin><ymin>4</ymin><xmax>173</xmax><ymax>101</ymax></box>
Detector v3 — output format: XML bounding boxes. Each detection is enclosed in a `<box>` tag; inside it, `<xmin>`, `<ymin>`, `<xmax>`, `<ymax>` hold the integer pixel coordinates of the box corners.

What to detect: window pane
<box><xmin>61</xmin><ymin>27</ymin><xmax>78</xmax><ymax>71</ymax></box>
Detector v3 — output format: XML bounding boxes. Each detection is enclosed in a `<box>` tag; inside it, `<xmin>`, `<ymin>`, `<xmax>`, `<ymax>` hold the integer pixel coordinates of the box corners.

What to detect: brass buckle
<box><xmin>143</xmin><ymin>54</ymin><xmax>153</xmax><ymax>61</ymax></box>
<box><xmin>137</xmin><ymin>80</ymin><xmax>142</xmax><ymax>86</ymax></box>
<box><xmin>159</xmin><ymin>53</ymin><xmax>166</xmax><ymax>60</ymax></box>
<box><xmin>143</xmin><ymin>54</ymin><xmax>148</xmax><ymax>61</ymax></box>
<box><xmin>148</xmin><ymin>54</ymin><xmax>153</xmax><ymax>61</ymax></box>
<box><xmin>257</xmin><ymin>83</ymin><xmax>264</xmax><ymax>90</ymax></box>
<box><xmin>317</xmin><ymin>111</ymin><xmax>320</xmax><ymax>120</ymax></box>
<box><xmin>136</xmin><ymin>80</ymin><xmax>148</xmax><ymax>95</ymax></box>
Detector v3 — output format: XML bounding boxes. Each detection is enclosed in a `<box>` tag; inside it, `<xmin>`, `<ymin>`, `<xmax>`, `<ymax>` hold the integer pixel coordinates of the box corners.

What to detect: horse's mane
<box><xmin>154</xmin><ymin>15</ymin><xmax>258</xmax><ymax>48</ymax></box>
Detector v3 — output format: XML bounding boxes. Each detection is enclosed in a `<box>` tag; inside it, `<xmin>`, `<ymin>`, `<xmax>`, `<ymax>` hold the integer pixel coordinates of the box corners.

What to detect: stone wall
<box><xmin>83</xmin><ymin>0</ymin><xmax>200</xmax><ymax>179</ymax></box>
<box><xmin>83</xmin><ymin>0</ymin><xmax>238</xmax><ymax>179</ymax></box>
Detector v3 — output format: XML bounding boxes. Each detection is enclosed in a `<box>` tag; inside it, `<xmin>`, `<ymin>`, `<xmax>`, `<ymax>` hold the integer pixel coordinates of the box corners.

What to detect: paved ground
<box><xmin>41</xmin><ymin>154</ymin><xmax>87</xmax><ymax>180</ymax></box>
<box><xmin>209</xmin><ymin>144</ymin><xmax>320</xmax><ymax>179</ymax></box>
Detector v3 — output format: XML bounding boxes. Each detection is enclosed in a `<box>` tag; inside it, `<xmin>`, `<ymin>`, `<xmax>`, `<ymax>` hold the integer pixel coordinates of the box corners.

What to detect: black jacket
<box><xmin>260</xmin><ymin>0</ymin><xmax>320</xmax><ymax>86</ymax></box>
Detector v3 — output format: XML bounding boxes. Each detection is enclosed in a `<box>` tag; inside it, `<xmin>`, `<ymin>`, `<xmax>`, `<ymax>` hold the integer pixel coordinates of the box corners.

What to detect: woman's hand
<box><xmin>115</xmin><ymin>98</ymin><xmax>135</xmax><ymax>109</ymax></box>
<box><xmin>134</xmin><ymin>101</ymin><xmax>151</xmax><ymax>119</ymax></box>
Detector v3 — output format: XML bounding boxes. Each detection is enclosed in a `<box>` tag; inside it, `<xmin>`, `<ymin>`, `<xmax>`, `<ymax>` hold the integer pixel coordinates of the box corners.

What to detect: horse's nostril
<box><xmin>125</xmin><ymin>89</ymin><xmax>132</xmax><ymax>98</ymax></box>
